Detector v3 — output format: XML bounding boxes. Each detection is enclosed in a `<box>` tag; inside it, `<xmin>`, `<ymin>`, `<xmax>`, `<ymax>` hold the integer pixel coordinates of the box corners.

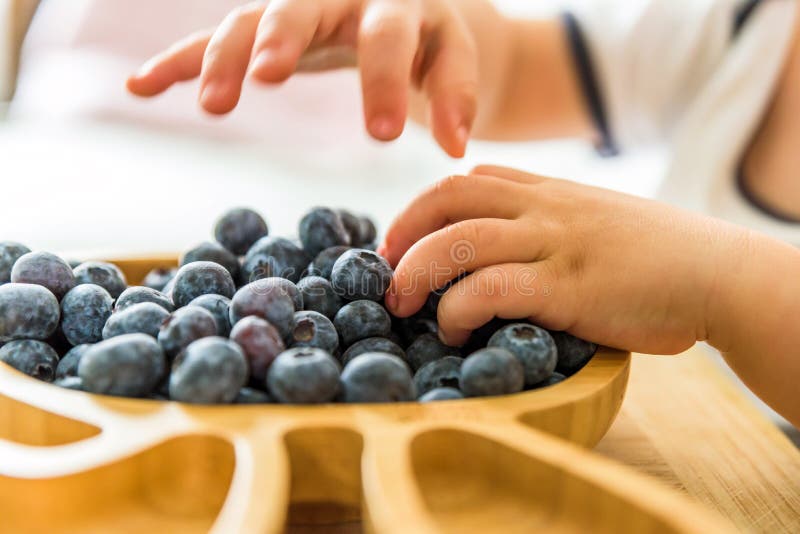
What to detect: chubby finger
<box><xmin>381</xmin><ymin>174</ymin><xmax>524</xmax><ymax>267</ymax></box>
<box><xmin>358</xmin><ymin>0</ymin><xmax>422</xmax><ymax>141</ymax></box>
<box><xmin>199</xmin><ymin>3</ymin><xmax>264</xmax><ymax>114</ymax></box>
<box><xmin>470</xmin><ymin>165</ymin><xmax>550</xmax><ymax>185</ymax></box>
<box><xmin>127</xmin><ymin>31</ymin><xmax>212</xmax><ymax>97</ymax></box>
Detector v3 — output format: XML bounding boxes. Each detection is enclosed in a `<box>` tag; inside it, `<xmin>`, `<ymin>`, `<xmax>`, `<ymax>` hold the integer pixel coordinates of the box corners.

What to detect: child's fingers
<box><xmin>198</xmin><ymin>3</ymin><xmax>264</xmax><ymax>114</ymax></box>
<box><xmin>358</xmin><ymin>0</ymin><xmax>422</xmax><ymax>141</ymax></box>
<box><xmin>470</xmin><ymin>165</ymin><xmax>550</xmax><ymax>185</ymax></box>
<box><xmin>126</xmin><ymin>31</ymin><xmax>212</xmax><ymax>97</ymax></box>
<box><xmin>387</xmin><ymin>218</ymin><xmax>545</xmax><ymax>318</ymax></box>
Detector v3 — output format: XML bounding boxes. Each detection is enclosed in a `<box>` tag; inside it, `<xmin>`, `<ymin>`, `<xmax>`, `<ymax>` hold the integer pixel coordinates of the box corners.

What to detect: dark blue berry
<box><xmin>157</xmin><ymin>306</ymin><xmax>217</xmax><ymax>360</ymax></box>
<box><xmin>235</xmin><ymin>387</ymin><xmax>274</xmax><ymax>404</ymax></box>
<box><xmin>413</xmin><ymin>356</ymin><xmax>463</xmax><ymax>396</ymax></box>
<box><xmin>532</xmin><ymin>372</ymin><xmax>566</xmax><ymax>389</ymax></box>
<box><xmin>60</xmin><ymin>284</ymin><xmax>113</xmax><ymax>345</ymax></box>
<box><xmin>337</xmin><ymin>210</ymin><xmax>361</xmax><ymax>246</ymax></box>
<box><xmin>169</xmin><ymin>337</ymin><xmax>248</xmax><ymax>404</ymax></box>
<box><xmin>188</xmin><ymin>294</ymin><xmax>231</xmax><ymax>336</ymax></box>
<box><xmin>56</xmin><ymin>344</ymin><xmax>91</xmax><ymax>379</ymax></box>
<box><xmin>171</xmin><ymin>261</ymin><xmax>236</xmax><ymax>308</ymax></box>
<box><xmin>357</xmin><ymin>217</ymin><xmax>377</xmax><ymax>246</ymax></box>
<box><xmin>419</xmin><ymin>387</ymin><xmax>464</xmax><ymax>402</ymax></box>
<box><xmin>54</xmin><ymin>376</ymin><xmax>84</xmax><ymax>391</ymax></box>
<box><xmin>10</xmin><ymin>251</ymin><xmax>75</xmax><ymax>300</ymax></box>
<box><xmin>341</xmin><ymin>337</ymin><xmax>405</xmax><ymax>367</ymax></box>
<box><xmin>330</xmin><ymin>249</ymin><xmax>392</xmax><ymax>302</ymax></box>
<box><xmin>229</xmin><ymin>316</ymin><xmax>285</xmax><ymax>382</ymax></box>
<box><xmin>229</xmin><ymin>281</ymin><xmax>295</xmax><ymax>340</ymax></box>
<box><xmin>102</xmin><ymin>302</ymin><xmax>170</xmax><ymax>339</ymax></box>
<box><xmin>0</xmin><ymin>241</ymin><xmax>30</xmax><ymax>284</ymax></box>
<box><xmin>299</xmin><ymin>207</ymin><xmax>351</xmax><ymax>258</ymax></box>
<box><xmin>0</xmin><ymin>283</ymin><xmax>60</xmax><ymax>342</ymax></box>
<box><xmin>79</xmin><ymin>334</ymin><xmax>166</xmax><ymax>397</ymax></box>
<box><xmin>550</xmin><ymin>331</ymin><xmax>598</xmax><ymax>376</ymax></box>
<box><xmin>488</xmin><ymin>324</ymin><xmax>557</xmax><ymax>386</ymax></box>
<box><xmin>266</xmin><ymin>347</ymin><xmax>340</xmax><ymax>404</ymax></box>
<box><xmin>289</xmin><ymin>311</ymin><xmax>339</xmax><ymax>354</ymax></box>
<box><xmin>459</xmin><ymin>347</ymin><xmax>524</xmax><ymax>397</ymax></box>
<box><xmin>297</xmin><ymin>276</ymin><xmax>342</xmax><ymax>319</ymax></box>
<box><xmin>307</xmin><ymin>246</ymin><xmax>352</xmax><ymax>280</ymax></box>
<box><xmin>214</xmin><ymin>207</ymin><xmax>269</xmax><ymax>256</ymax></box>
<box><xmin>340</xmin><ymin>352</ymin><xmax>415</xmax><ymax>403</ymax></box>
<box><xmin>0</xmin><ymin>340</ymin><xmax>58</xmax><ymax>381</ymax></box>
<box><xmin>73</xmin><ymin>261</ymin><xmax>127</xmax><ymax>299</ymax></box>
<box><xmin>181</xmin><ymin>241</ymin><xmax>240</xmax><ymax>280</ymax></box>
<box><xmin>395</xmin><ymin>316</ymin><xmax>438</xmax><ymax>347</ymax></box>
<box><xmin>333</xmin><ymin>300</ymin><xmax>391</xmax><ymax>346</ymax></box>
<box><xmin>143</xmin><ymin>268</ymin><xmax>176</xmax><ymax>292</ymax></box>
<box><xmin>116</xmin><ymin>286</ymin><xmax>174</xmax><ymax>313</ymax></box>
<box><xmin>251</xmin><ymin>277</ymin><xmax>303</xmax><ymax>310</ymax></box>
<box><xmin>406</xmin><ymin>333</ymin><xmax>460</xmax><ymax>371</ymax></box>
<box><xmin>241</xmin><ymin>236</ymin><xmax>309</xmax><ymax>284</ymax></box>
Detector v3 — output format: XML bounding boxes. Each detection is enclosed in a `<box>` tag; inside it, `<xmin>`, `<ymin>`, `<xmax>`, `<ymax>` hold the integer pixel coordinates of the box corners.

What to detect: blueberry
<box><xmin>357</xmin><ymin>217</ymin><xmax>377</xmax><ymax>246</ymax></box>
<box><xmin>413</xmin><ymin>356</ymin><xmax>463</xmax><ymax>397</ymax></box>
<box><xmin>73</xmin><ymin>261</ymin><xmax>127</xmax><ymax>299</ymax></box>
<box><xmin>340</xmin><ymin>352</ymin><xmax>415</xmax><ymax>403</ymax></box>
<box><xmin>162</xmin><ymin>276</ymin><xmax>177</xmax><ymax>300</ymax></box>
<box><xmin>459</xmin><ymin>347</ymin><xmax>525</xmax><ymax>397</ymax></box>
<box><xmin>157</xmin><ymin>306</ymin><xmax>217</xmax><ymax>360</ymax></box>
<box><xmin>549</xmin><ymin>331</ymin><xmax>598</xmax><ymax>376</ymax></box>
<box><xmin>333</xmin><ymin>300</ymin><xmax>391</xmax><ymax>346</ymax></box>
<box><xmin>60</xmin><ymin>284</ymin><xmax>113</xmax><ymax>345</ymax></box>
<box><xmin>116</xmin><ymin>286</ymin><xmax>175</xmax><ymax>313</ymax></box>
<box><xmin>462</xmin><ymin>318</ymin><xmax>515</xmax><ymax>355</ymax></box>
<box><xmin>169</xmin><ymin>337</ymin><xmax>248</xmax><ymax>404</ymax></box>
<box><xmin>54</xmin><ymin>376</ymin><xmax>84</xmax><ymax>391</ymax></box>
<box><xmin>171</xmin><ymin>261</ymin><xmax>236</xmax><ymax>308</ymax></box>
<box><xmin>289</xmin><ymin>311</ymin><xmax>339</xmax><ymax>354</ymax></box>
<box><xmin>250</xmin><ymin>277</ymin><xmax>303</xmax><ymax>311</ymax></box>
<box><xmin>188</xmin><ymin>294</ymin><xmax>232</xmax><ymax>336</ymax></box>
<box><xmin>56</xmin><ymin>344</ymin><xmax>92</xmax><ymax>379</ymax></box>
<box><xmin>229</xmin><ymin>316</ymin><xmax>285</xmax><ymax>383</ymax></box>
<box><xmin>0</xmin><ymin>340</ymin><xmax>58</xmax><ymax>381</ymax></box>
<box><xmin>0</xmin><ymin>241</ymin><xmax>30</xmax><ymax>284</ymax></box>
<box><xmin>67</xmin><ymin>259</ymin><xmax>83</xmax><ymax>269</ymax></box>
<box><xmin>241</xmin><ymin>236</ymin><xmax>309</xmax><ymax>285</ymax></box>
<box><xmin>10</xmin><ymin>251</ymin><xmax>76</xmax><ymax>300</ymax></box>
<box><xmin>229</xmin><ymin>281</ymin><xmax>295</xmax><ymax>340</ymax></box>
<box><xmin>299</xmin><ymin>207</ymin><xmax>351</xmax><ymax>258</ymax></box>
<box><xmin>143</xmin><ymin>267</ymin><xmax>176</xmax><ymax>292</ymax></box>
<box><xmin>487</xmin><ymin>324</ymin><xmax>557</xmax><ymax>386</ymax></box>
<box><xmin>297</xmin><ymin>276</ymin><xmax>342</xmax><ymax>319</ymax></box>
<box><xmin>395</xmin><ymin>316</ymin><xmax>439</xmax><ymax>347</ymax></box>
<box><xmin>419</xmin><ymin>387</ymin><xmax>464</xmax><ymax>402</ymax></box>
<box><xmin>214</xmin><ymin>207</ymin><xmax>269</xmax><ymax>256</ymax></box>
<box><xmin>341</xmin><ymin>337</ymin><xmax>405</xmax><ymax>367</ymax></box>
<box><xmin>406</xmin><ymin>333</ymin><xmax>460</xmax><ymax>372</ymax></box>
<box><xmin>235</xmin><ymin>387</ymin><xmax>274</xmax><ymax>404</ymax></box>
<box><xmin>102</xmin><ymin>302</ymin><xmax>170</xmax><ymax>339</ymax></box>
<box><xmin>307</xmin><ymin>246</ymin><xmax>352</xmax><ymax>280</ymax></box>
<box><xmin>79</xmin><ymin>334</ymin><xmax>166</xmax><ymax>397</ymax></box>
<box><xmin>181</xmin><ymin>241</ymin><xmax>240</xmax><ymax>281</ymax></box>
<box><xmin>532</xmin><ymin>372</ymin><xmax>567</xmax><ymax>389</ymax></box>
<box><xmin>330</xmin><ymin>249</ymin><xmax>392</xmax><ymax>302</ymax></box>
<box><xmin>337</xmin><ymin>210</ymin><xmax>361</xmax><ymax>246</ymax></box>
<box><xmin>266</xmin><ymin>347</ymin><xmax>340</xmax><ymax>404</ymax></box>
<box><xmin>0</xmin><ymin>283</ymin><xmax>60</xmax><ymax>342</ymax></box>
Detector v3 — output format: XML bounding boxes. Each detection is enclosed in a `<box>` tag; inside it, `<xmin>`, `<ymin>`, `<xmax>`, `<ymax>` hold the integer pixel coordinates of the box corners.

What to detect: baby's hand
<box><xmin>127</xmin><ymin>0</ymin><xmax>478</xmax><ymax>157</ymax></box>
<box><xmin>380</xmin><ymin>165</ymin><xmax>740</xmax><ymax>354</ymax></box>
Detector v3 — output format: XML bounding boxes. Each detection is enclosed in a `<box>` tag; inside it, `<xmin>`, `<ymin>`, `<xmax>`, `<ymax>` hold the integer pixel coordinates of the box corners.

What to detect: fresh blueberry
<box><xmin>0</xmin><ymin>283</ymin><xmax>60</xmax><ymax>342</ymax></box>
<box><xmin>54</xmin><ymin>376</ymin><xmax>84</xmax><ymax>391</ymax></box>
<box><xmin>115</xmin><ymin>286</ymin><xmax>175</xmax><ymax>313</ymax></box>
<box><xmin>337</xmin><ymin>210</ymin><xmax>361</xmax><ymax>246</ymax></box>
<box><xmin>67</xmin><ymin>259</ymin><xmax>83</xmax><ymax>269</ymax></box>
<box><xmin>181</xmin><ymin>241</ymin><xmax>240</xmax><ymax>281</ymax></box>
<box><xmin>162</xmin><ymin>276</ymin><xmax>177</xmax><ymax>300</ymax></box>
<box><xmin>229</xmin><ymin>316</ymin><xmax>285</xmax><ymax>383</ymax></box>
<box><xmin>10</xmin><ymin>251</ymin><xmax>76</xmax><ymax>300</ymax></box>
<box><xmin>214</xmin><ymin>207</ymin><xmax>269</xmax><ymax>256</ymax></box>
<box><xmin>188</xmin><ymin>294</ymin><xmax>232</xmax><ymax>336</ymax></box>
<box><xmin>341</xmin><ymin>337</ymin><xmax>406</xmax><ymax>367</ymax></box>
<box><xmin>297</xmin><ymin>276</ymin><xmax>342</xmax><ymax>319</ymax></box>
<box><xmin>333</xmin><ymin>300</ymin><xmax>392</xmax><ymax>347</ymax></box>
<box><xmin>241</xmin><ymin>236</ymin><xmax>309</xmax><ymax>284</ymax></box>
<box><xmin>299</xmin><ymin>207</ymin><xmax>351</xmax><ymax>258</ymax></box>
<box><xmin>462</xmin><ymin>318</ymin><xmax>515</xmax><ymax>355</ymax></box>
<box><xmin>307</xmin><ymin>246</ymin><xmax>352</xmax><ymax>280</ymax></box>
<box><xmin>0</xmin><ymin>241</ymin><xmax>30</xmax><ymax>284</ymax></box>
<box><xmin>158</xmin><ymin>306</ymin><xmax>218</xmax><ymax>360</ymax></box>
<box><xmin>79</xmin><ymin>334</ymin><xmax>166</xmax><ymax>397</ymax></box>
<box><xmin>60</xmin><ymin>284</ymin><xmax>113</xmax><ymax>345</ymax></box>
<box><xmin>73</xmin><ymin>261</ymin><xmax>127</xmax><ymax>299</ymax></box>
<box><xmin>394</xmin><ymin>316</ymin><xmax>439</xmax><ymax>347</ymax></box>
<box><xmin>142</xmin><ymin>267</ymin><xmax>177</xmax><ymax>292</ymax></box>
<box><xmin>169</xmin><ymin>337</ymin><xmax>248</xmax><ymax>404</ymax></box>
<box><xmin>229</xmin><ymin>281</ymin><xmax>295</xmax><ymax>340</ymax></box>
<box><xmin>406</xmin><ymin>333</ymin><xmax>460</xmax><ymax>372</ymax></box>
<box><xmin>0</xmin><ymin>340</ymin><xmax>58</xmax><ymax>381</ymax></box>
<box><xmin>289</xmin><ymin>310</ymin><xmax>339</xmax><ymax>354</ymax></box>
<box><xmin>419</xmin><ymin>387</ymin><xmax>464</xmax><ymax>402</ymax></box>
<box><xmin>357</xmin><ymin>217</ymin><xmax>377</xmax><ymax>246</ymax></box>
<box><xmin>413</xmin><ymin>356</ymin><xmax>463</xmax><ymax>397</ymax></box>
<box><xmin>532</xmin><ymin>372</ymin><xmax>567</xmax><ymax>389</ymax></box>
<box><xmin>266</xmin><ymin>347</ymin><xmax>340</xmax><ymax>404</ymax></box>
<box><xmin>459</xmin><ymin>347</ymin><xmax>525</xmax><ymax>397</ymax></box>
<box><xmin>102</xmin><ymin>302</ymin><xmax>170</xmax><ymax>339</ymax></box>
<box><xmin>488</xmin><ymin>324</ymin><xmax>557</xmax><ymax>387</ymax></box>
<box><xmin>56</xmin><ymin>344</ymin><xmax>92</xmax><ymax>379</ymax></box>
<box><xmin>171</xmin><ymin>261</ymin><xmax>236</xmax><ymax>308</ymax></box>
<box><xmin>330</xmin><ymin>249</ymin><xmax>392</xmax><ymax>302</ymax></box>
<box><xmin>235</xmin><ymin>387</ymin><xmax>274</xmax><ymax>404</ymax></box>
<box><xmin>340</xmin><ymin>352</ymin><xmax>415</xmax><ymax>403</ymax></box>
<box><xmin>550</xmin><ymin>331</ymin><xmax>598</xmax><ymax>376</ymax></box>
<box><xmin>250</xmin><ymin>277</ymin><xmax>303</xmax><ymax>311</ymax></box>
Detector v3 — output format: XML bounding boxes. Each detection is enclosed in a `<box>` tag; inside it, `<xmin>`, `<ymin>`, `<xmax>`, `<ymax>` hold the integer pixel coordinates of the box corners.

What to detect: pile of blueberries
<box><xmin>0</xmin><ymin>207</ymin><xmax>596</xmax><ymax>404</ymax></box>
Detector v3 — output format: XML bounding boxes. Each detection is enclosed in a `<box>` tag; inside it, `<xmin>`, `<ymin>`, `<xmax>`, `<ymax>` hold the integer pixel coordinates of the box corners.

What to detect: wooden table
<box><xmin>596</xmin><ymin>347</ymin><xmax>800</xmax><ymax>533</ymax></box>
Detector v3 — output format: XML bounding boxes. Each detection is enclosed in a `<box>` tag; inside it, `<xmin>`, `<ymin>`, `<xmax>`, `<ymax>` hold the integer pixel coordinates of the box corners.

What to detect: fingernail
<box><xmin>370</xmin><ymin>116</ymin><xmax>397</xmax><ymax>140</ymax></box>
<box><xmin>456</xmin><ymin>125</ymin><xmax>470</xmax><ymax>148</ymax></box>
<box><xmin>249</xmin><ymin>49</ymin><xmax>279</xmax><ymax>76</ymax></box>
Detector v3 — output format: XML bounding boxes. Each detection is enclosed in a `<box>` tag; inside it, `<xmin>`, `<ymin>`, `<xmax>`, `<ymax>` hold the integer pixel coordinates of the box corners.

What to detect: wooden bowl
<box><xmin>0</xmin><ymin>256</ymin><xmax>735</xmax><ymax>533</ymax></box>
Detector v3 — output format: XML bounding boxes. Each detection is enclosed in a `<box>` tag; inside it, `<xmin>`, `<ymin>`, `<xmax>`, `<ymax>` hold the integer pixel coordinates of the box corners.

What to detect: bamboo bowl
<box><xmin>0</xmin><ymin>256</ymin><xmax>735</xmax><ymax>533</ymax></box>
